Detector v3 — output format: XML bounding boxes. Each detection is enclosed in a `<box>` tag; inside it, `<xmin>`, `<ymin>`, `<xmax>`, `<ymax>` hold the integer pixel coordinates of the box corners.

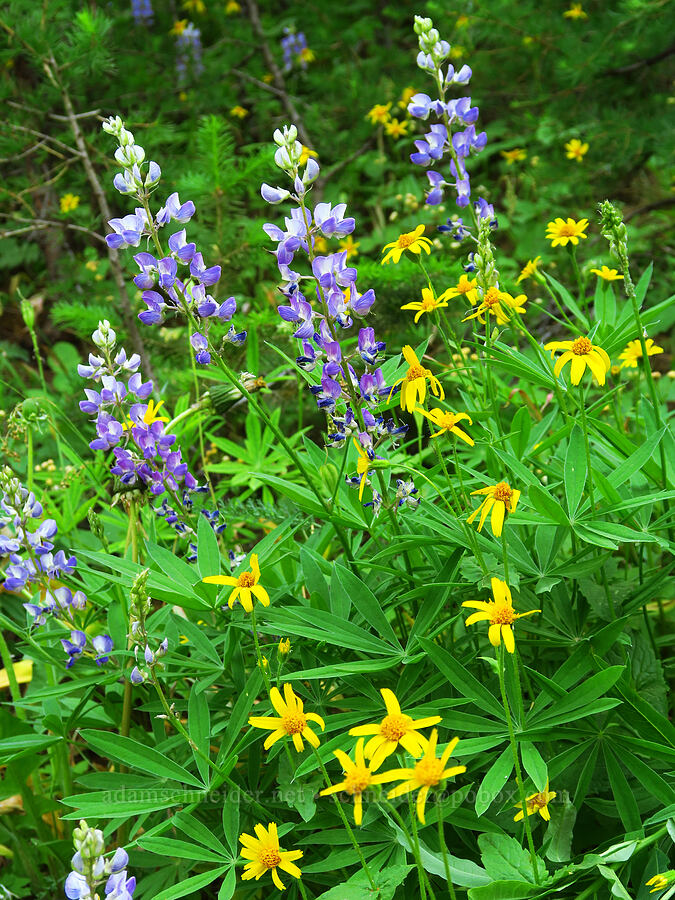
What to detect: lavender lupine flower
<box><xmin>281</xmin><ymin>28</ymin><xmax>310</xmax><ymax>72</ymax></box>
<box><xmin>408</xmin><ymin>16</ymin><xmax>487</xmax><ymax>208</ymax></box>
<box><xmin>130</xmin><ymin>0</ymin><xmax>153</xmax><ymax>25</ymax></box>
<box><xmin>65</xmin><ymin>821</ymin><xmax>136</xmax><ymax>899</ymax></box>
<box><xmin>175</xmin><ymin>22</ymin><xmax>204</xmax><ymax>82</ymax></box>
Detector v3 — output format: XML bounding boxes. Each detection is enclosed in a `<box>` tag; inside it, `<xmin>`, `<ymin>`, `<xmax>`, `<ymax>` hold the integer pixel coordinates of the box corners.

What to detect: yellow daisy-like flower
<box><xmin>389</xmin><ymin>345</ymin><xmax>445</xmax><ymax>413</ymax></box>
<box><xmin>262</xmin><ymin>71</ymin><xmax>274</xmax><ymax>83</ymax></box>
<box><xmin>400</xmin><ymin>286</ymin><xmax>449</xmax><ymax>323</ymax></box>
<box><xmin>398</xmin><ymin>86</ymin><xmax>417</xmax><ymax>109</ymax></box>
<box><xmin>514</xmin><ymin>781</ymin><xmax>557</xmax><ymax>822</ymax></box>
<box><xmin>501</xmin><ymin>148</ymin><xmax>527</xmax><ymax>165</ymax></box>
<box><xmin>299</xmin><ymin>47</ymin><xmax>315</xmax><ymax>64</ymax></box>
<box><xmin>225</xmin><ymin>0</ymin><xmax>241</xmax><ymax>12</ymax></box>
<box><xmin>381</xmin><ymin>224</ymin><xmax>432</xmax><ymax>265</ymax></box>
<box><xmin>384</xmin><ymin>118</ymin><xmax>409</xmax><ymax>138</ymax></box>
<box><xmin>417</xmin><ymin>408</ymin><xmax>474</xmax><ymax>445</ymax></box>
<box><xmin>313</xmin><ymin>235</ymin><xmax>329</xmax><ymax>254</ymax></box>
<box><xmin>348</xmin><ymin>688</ymin><xmax>442</xmax><ymax>770</ymax></box>
<box><xmin>545</xmin><ymin>217</ymin><xmax>589</xmax><ymax>247</ymax></box>
<box><xmin>544</xmin><ymin>336</ymin><xmax>611</xmax><ymax>385</ymax></box>
<box><xmin>462</xmin><ymin>577</ymin><xmax>539</xmax><ymax>653</ymax></box>
<box><xmin>249</xmin><ymin>683</ymin><xmax>325</xmax><ymax>752</ymax></box>
<box><xmin>462</xmin><ymin>286</ymin><xmax>527</xmax><ymax>325</ymax></box>
<box><xmin>182</xmin><ymin>0</ymin><xmax>205</xmax><ymax>13</ymax></box>
<box><xmin>618</xmin><ymin>338</ymin><xmax>664</xmax><ymax>369</ymax></box>
<box><xmin>298</xmin><ymin>145</ymin><xmax>318</xmax><ymax>166</ymax></box>
<box><xmin>230</xmin><ymin>105</ymin><xmax>249</xmax><ymax>119</ymax></box>
<box><xmin>239</xmin><ymin>822</ymin><xmax>303</xmax><ymax>892</ymax></box>
<box><xmin>456</xmin><ymin>14</ymin><xmax>470</xmax><ymax>28</ymax></box>
<box><xmin>443</xmin><ymin>274</ymin><xmax>479</xmax><ymax>304</ymax></box>
<box><xmin>202</xmin><ymin>553</ymin><xmax>269</xmax><ymax>612</ymax></box>
<box><xmin>467</xmin><ymin>481</ymin><xmax>520</xmax><ymax>537</ymax></box>
<box><xmin>60</xmin><ymin>193</ymin><xmax>80</xmax><ymax>213</ymax></box>
<box><xmin>170</xmin><ymin>18</ymin><xmax>188</xmax><ymax>35</ymax></box>
<box><xmin>320</xmin><ymin>738</ymin><xmax>398</xmax><ymax>825</ymax></box>
<box><xmin>385</xmin><ymin>729</ymin><xmax>466</xmax><ymax>824</ymax></box>
<box><xmin>366</xmin><ymin>102</ymin><xmax>392</xmax><ymax>125</ymax></box>
<box><xmin>646</xmin><ymin>874</ymin><xmax>675</xmax><ymax>894</ymax></box>
<box><xmin>352</xmin><ymin>437</ymin><xmax>374</xmax><ymax>501</ymax></box>
<box><xmin>563</xmin><ymin>2</ymin><xmax>587</xmax><ymax>18</ymax></box>
<box><xmin>565</xmin><ymin>138</ymin><xmax>588</xmax><ymax>161</ymax></box>
<box><xmin>122</xmin><ymin>399</ymin><xmax>169</xmax><ymax>432</ymax></box>
<box><xmin>517</xmin><ymin>256</ymin><xmax>542</xmax><ymax>283</ymax></box>
<box><xmin>338</xmin><ymin>234</ymin><xmax>360</xmax><ymax>259</ymax></box>
<box><xmin>450</xmin><ymin>45</ymin><xmax>465</xmax><ymax>60</ymax></box>
<box><xmin>590</xmin><ymin>265</ymin><xmax>623</xmax><ymax>281</ymax></box>
<box><xmin>277</xmin><ymin>638</ymin><xmax>291</xmax><ymax>655</ymax></box>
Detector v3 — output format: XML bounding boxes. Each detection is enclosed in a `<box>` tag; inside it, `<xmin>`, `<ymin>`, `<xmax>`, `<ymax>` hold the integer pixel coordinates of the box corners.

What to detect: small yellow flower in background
<box><xmin>249</xmin><ymin>683</ymin><xmax>325</xmax><ymax>751</ymax></box>
<box><xmin>298</xmin><ymin>145</ymin><xmax>318</xmax><ymax>166</ymax></box>
<box><xmin>366</xmin><ymin>102</ymin><xmax>392</xmax><ymax>125</ymax></box>
<box><xmin>381</xmin><ymin>224</ymin><xmax>432</xmax><ymax>265</ymax></box>
<box><xmin>417</xmin><ymin>408</ymin><xmax>474</xmax><ymax>445</ymax></box>
<box><xmin>400</xmin><ymin>286</ymin><xmax>449</xmax><ymax>323</ymax></box>
<box><xmin>462</xmin><ymin>286</ymin><xmax>527</xmax><ymax>325</ymax></box>
<box><xmin>522</xmin><ymin>35</ymin><xmax>535</xmax><ymax>46</ymax></box>
<box><xmin>320</xmin><ymin>738</ymin><xmax>397</xmax><ymax>825</ymax></box>
<box><xmin>313</xmin><ymin>235</ymin><xmax>329</xmax><ymax>254</ymax></box>
<box><xmin>178</xmin><ymin>91</ymin><xmax>188</xmax><ymax>102</ymax></box>
<box><xmin>202</xmin><ymin>553</ymin><xmax>269</xmax><ymax>612</ymax></box>
<box><xmin>545</xmin><ymin>336</ymin><xmax>611</xmax><ymax>385</ymax></box>
<box><xmin>398</xmin><ymin>86</ymin><xmax>417</xmax><ymax>109</ymax></box>
<box><xmin>338</xmin><ymin>234</ymin><xmax>360</xmax><ymax>259</ymax></box>
<box><xmin>170</xmin><ymin>19</ymin><xmax>188</xmax><ymax>35</ymax></box>
<box><xmin>182</xmin><ymin>0</ymin><xmax>205</xmax><ymax>13</ymax></box>
<box><xmin>514</xmin><ymin>781</ymin><xmax>557</xmax><ymax>821</ymax></box>
<box><xmin>0</xmin><ymin>659</ymin><xmax>33</xmax><ymax>690</ymax></box>
<box><xmin>348</xmin><ymin>688</ymin><xmax>441</xmax><ymax>769</ymax></box>
<box><xmin>385</xmin><ymin>729</ymin><xmax>466</xmax><ymax>824</ymax></box>
<box><xmin>618</xmin><ymin>338</ymin><xmax>664</xmax><ymax>369</ymax></box>
<box><xmin>60</xmin><ymin>193</ymin><xmax>80</xmax><ymax>214</ymax></box>
<box><xmin>262</xmin><ymin>71</ymin><xmax>274</xmax><ymax>82</ymax></box>
<box><xmin>278</xmin><ymin>638</ymin><xmax>291</xmax><ymax>655</ymax></box>
<box><xmin>450</xmin><ymin>45</ymin><xmax>465</xmax><ymax>60</ymax></box>
<box><xmin>352</xmin><ymin>437</ymin><xmax>374</xmax><ymax>501</ymax></box>
<box><xmin>565</xmin><ymin>138</ymin><xmax>589</xmax><ymax>161</ymax></box>
<box><xmin>646</xmin><ymin>873</ymin><xmax>675</xmax><ymax>894</ymax></box>
<box><xmin>239</xmin><ymin>822</ymin><xmax>303</xmax><ymax>891</ymax></box>
<box><xmin>444</xmin><ymin>273</ymin><xmax>479</xmax><ymax>304</ymax></box>
<box><xmin>230</xmin><ymin>105</ymin><xmax>248</xmax><ymax>119</ymax></box>
<box><xmin>591</xmin><ymin>265</ymin><xmax>623</xmax><ymax>281</ymax></box>
<box><xmin>563</xmin><ymin>2</ymin><xmax>588</xmax><ymax>18</ymax></box>
<box><xmin>517</xmin><ymin>257</ymin><xmax>542</xmax><ymax>283</ymax></box>
<box><xmin>384</xmin><ymin>118</ymin><xmax>409</xmax><ymax>138</ymax></box>
<box><xmin>467</xmin><ymin>482</ymin><xmax>520</xmax><ymax>537</ymax></box>
<box><xmin>462</xmin><ymin>577</ymin><xmax>539</xmax><ymax>653</ymax></box>
<box><xmin>389</xmin><ymin>345</ymin><xmax>445</xmax><ymax>413</ymax></box>
<box><xmin>545</xmin><ymin>217</ymin><xmax>589</xmax><ymax>247</ymax></box>
<box><xmin>225</xmin><ymin>0</ymin><xmax>241</xmax><ymax>12</ymax></box>
<box><xmin>501</xmin><ymin>148</ymin><xmax>527</xmax><ymax>165</ymax></box>
<box><xmin>299</xmin><ymin>47</ymin><xmax>315</xmax><ymax>64</ymax></box>
<box><xmin>85</xmin><ymin>260</ymin><xmax>98</xmax><ymax>272</ymax></box>
<box><xmin>122</xmin><ymin>398</ymin><xmax>169</xmax><ymax>431</ymax></box>
<box><xmin>455</xmin><ymin>14</ymin><xmax>470</xmax><ymax>28</ymax></box>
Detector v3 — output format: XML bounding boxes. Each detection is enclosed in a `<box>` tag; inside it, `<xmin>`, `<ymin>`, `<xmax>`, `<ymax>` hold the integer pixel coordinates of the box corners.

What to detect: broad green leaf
<box><xmin>604</xmin><ymin>747</ymin><xmax>642</xmax><ymax>833</ymax></box>
<box><xmin>544</xmin><ymin>272</ymin><xmax>589</xmax><ymax>329</ymax></box>
<box><xmin>478</xmin><ymin>833</ymin><xmax>538</xmax><ymax>883</ymax></box>
<box><xmin>197</xmin><ymin>513</ymin><xmax>221</xmax><ymax>579</ymax></box>
<box><xmin>173</xmin><ymin>811</ymin><xmax>231</xmax><ymax>857</ymax></box>
<box><xmin>528</xmin><ymin>486</ymin><xmax>569</xmax><ymax>526</ymax></box>
<box><xmin>264</xmin><ymin>607</ymin><xmax>398</xmax><ymax>656</ymax></box>
<box><xmin>564</xmin><ymin>426</ymin><xmax>586</xmax><ymax>517</ymax></box>
<box><xmin>607</xmin><ymin>426</ymin><xmax>667</xmax><ymax>489</ymax></box>
<box><xmin>420</xmin><ymin>638</ymin><xmax>505</xmax><ymax>720</ymax></box>
<box><xmin>137</xmin><ymin>836</ymin><xmax>229</xmax><ymax>863</ymax></box>
<box><xmin>333</xmin><ymin>562</ymin><xmax>400</xmax><ymax>647</ymax></box>
<box><xmin>188</xmin><ymin>688</ymin><xmax>211</xmax><ymax>785</ymax></box>
<box><xmin>529</xmin><ymin>666</ymin><xmax>624</xmax><ymax>726</ymax></box>
<box><xmin>574</xmin><ymin>521</ymin><xmax>659</xmax><ymax>549</ymax></box>
<box><xmin>597</xmin><ymin>865</ymin><xmax>633</xmax><ymax>900</ymax></box>
<box><xmin>545</xmin><ymin>796</ymin><xmax>577</xmax><ymax>862</ymax></box>
<box><xmin>219</xmin><ymin>667</ymin><xmax>263</xmax><ymax>758</ymax></box>
<box><xmin>610</xmin><ymin>746</ymin><xmax>675</xmax><ymax>805</ymax></box>
<box><xmin>80</xmin><ymin>730</ymin><xmax>205</xmax><ymax>788</ymax></box>
<box><xmin>520</xmin><ymin>741</ymin><xmax>548</xmax><ymax>792</ymax></box>
<box><xmin>508</xmin><ymin>406</ymin><xmax>532</xmax><ymax>460</ymax></box>
<box><xmin>61</xmin><ymin>789</ymin><xmax>201</xmax><ymax>818</ymax></box>
<box><xmin>152</xmin><ymin>866</ymin><xmax>230</xmax><ymax>900</ymax></box>
<box><xmin>475</xmin><ymin>747</ymin><xmax>513</xmax><ymax>816</ymax></box>
<box><xmin>0</xmin><ymin>733</ymin><xmax>61</xmax><ymax>763</ymax></box>
<box><xmin>467</xmin><ymin>882</ymin><xmax>542</xmax><ymax>899</ymax></box>
<box><xmin>217</xmin><ymin>868</ymin><xmax>236</xmax><ymax>900</ymax></box>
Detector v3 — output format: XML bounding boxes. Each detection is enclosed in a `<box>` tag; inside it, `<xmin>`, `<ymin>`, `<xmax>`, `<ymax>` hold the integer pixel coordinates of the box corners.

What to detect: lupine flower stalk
<box><xmin>65</xmin><ymin>820</ymin><xmax>136</xmax><ymax>899</ymax></box>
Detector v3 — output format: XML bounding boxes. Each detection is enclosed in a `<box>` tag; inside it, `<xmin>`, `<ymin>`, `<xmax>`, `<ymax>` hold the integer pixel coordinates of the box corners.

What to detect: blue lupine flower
<box><xmin>130</xmin><ymin>0</ymin><xmax>153</xmax><ymax>25</ymax></box>
<box><xmin>105</xmin><ymin>210</ymin><xmax>149</xmax><ymax>249</ymax></box>
<box><xmin>62</xmin><ymin>631</ymin><xmax>87</xmax><ymax>668</ymax></box>
<box><xmin>191</xmin><ymin>332</ymin><xmax>211</xmax><ymax>365</ymax></box>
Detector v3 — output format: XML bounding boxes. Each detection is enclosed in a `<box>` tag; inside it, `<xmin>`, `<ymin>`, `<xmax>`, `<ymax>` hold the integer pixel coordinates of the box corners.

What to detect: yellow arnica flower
<box><xmin>443</xmin><ymin>274</ymin><xmax>479</xmax><ymax>304</ymax></box>
<box><xmin>565</xmin><ymin>138</ymin><xmax>588</xmax><ymax>161</ymax></box>
<box><xmin>417</xmin><ymin>408</ymin><xmax>473</xmax><ymax>445</ymax></box>
<box><xmin>338</xmin><ymin>234</ymin><xmax>360</xmax><ymax>259</ymax></box>
<box><xmin>389</xmin><ymin>345</ymin><xmax>445</xmax><ymax>413</ymax></box>
<box><xmin>462</xmin><ymin>577</ymin><xmax>540</xmax><ymax>653</ymax></box>
<box><xmin>563</xmin><ymin>2</ymin><xmax>587</xmax><ymax>18</ymax></box>
<box><xmin>352</xmin><ymin>437</ymin><xmax>374</xmax><ymax>501</ymax></box>
<box><xmin>60</xmin><ymin>193</ymin><xmax>80</xmax><ymax>213</ymax></box>
<box><xmin>467</xmin><ymin>481</ymin><xmax>520</xmax><ymax>537</ymax></box>
<box><xmin>320</xmin><ymin>737</ymin><xmax>398</xmax><ymax>825</ymax></box>
<box><xmin>400</xmin><ymin>286</ymin><xmax>449</xmax><ymax>323</ymax></box>
<box><xmin>398</xmin><ymin>86</ymin><xmax>416</xmax><ymax>109</ymax></box>
<box><xmin>170</xmin><ymin>18</ymin><xmax>188</xmax><ymax>35</ymax></box>
<box><xmin>545</xmin><ymin>217</ymin><xmax>589</xmax><ymax>247</ymax></box>
<box><xmin>278</xmin><ymin>637</ymin><xmax>290</xmax><ymax>655</ymax></box>
<box><xmin>298</xmin><ymin>145</ymin><xmax>318</xmax><ymax>166</ymax></box>
<box><xmin>462</xmin><ymin>286</ymin><xmax>527</xmax><ymax>325</ymax></box>
<box><xmin>591</xmin><ymin>265</ymin><xmax>623</xmax><ymax>281</ymax></box>
<box><xmin>366</xmin><ymin>102</ymin><xmax>392</xmax><ymax>125</ymax></box>
<box><xmin>313</xmin><ymin>235</ymin><xmax>329</xmax><ymax>254</ymax></box>
<box><xmin>501</xmin><ymin>148</ymin><xmax>527</xmax><ymax>165</ymax></box>
<box><xmin>122</xmin><ymin>399</ymin><xmax>169</xmax><ymax>432</ymax></box>
<box><xmin>230</xmin><ymin>105</ymin><xmax>248</xmax><ymax>119</ymax></box>
<box><xmin>385</xmin><ymin>729</ymin><xmax>466</xmax><ymax>824</ymax></box>
<box><xmin>514</xmin><ymin>781</ymin><xmax>557</xmax><ymax>821</ymax></box>
<box><xmin>618</xmin><ymin>338</ymin><xmax>664</xmax><ymax>369</ymax></box>
<box><xmin>384</xmin><ymin>118</ymin><xmax>409</xmax><ymax>138</ymax></box>
<box><xmin>348</xmin><ymin>688</ymin><xmax>441</xmax><ymax>769</ymax></box>
<box><xmin>646</xmin><ymin>873</ymin><xmax>675</xmax><ymax>894</ymax></box>
<box><xmin>299</xmin><ymin>47</ymin><xmax>315</xmax><ymax>63</ymax></box>
<box><xmin>249</xmin><ymin>683</ymin><xmax>325</xmax><ymax>752</ymax></box>
<box><xmin>544</xmin><ymin>336</ymin><xmax>611</xmax><ymax>386</ymax></box>
<box><xmin>517</xmin><ymin>256</ymin><xmax>542</xmax><ymax>283</ymax></box>
<box><xmin>239</xmin><ymin>822</ymin><xmax>302</xmax><ymax>891</ymax></box>
<box><xmin>225</xmin><ymin>0</ymin><xmax>241</xmax><ymax>13</ymax></box>
<box><xmin>381</xmin><ymin>224</ymin><xmax>432</xmax><ymax>265</ymax></box>
<box><xmin>182</xmin><ymin>0</ymin><xmax>206</xmax><ymax>13</ymax></box>
<box><xmin>202</xmin><ymin>553</ymin><xmax>269</xmax><ymax>612</ymax></box>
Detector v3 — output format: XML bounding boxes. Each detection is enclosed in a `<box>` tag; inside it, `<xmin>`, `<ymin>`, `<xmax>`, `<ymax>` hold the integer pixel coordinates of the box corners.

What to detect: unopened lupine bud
<box><xmin>92</xmin><ymin>320</ymin><xmax>117</xmax><ymax>350</ymax></box>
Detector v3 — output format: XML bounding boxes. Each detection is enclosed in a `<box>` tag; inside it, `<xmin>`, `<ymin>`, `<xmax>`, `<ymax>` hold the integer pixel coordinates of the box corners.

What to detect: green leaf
<box><xmin>467</xmin><ymin>882</ymin><xmax>542</xmax><ymax>900</ymax></box>
<box><xmin>333</xmin><ymin>562</ymin><xmax>400</xmax><ymax>647</ymax></box>
<box><xmin>544</xmin><ymin>272</ymin><xmax>589</xmax><ymax>329</ymax></box>
<box><xmin>197</xmin><ymin>513</ymin><xmax>221</xmax><ymax>579</ymax></box>
<box><xmin>0</xmin><ymin>733</ymin><xmax>61</xmax><ymax>763</ymax></box>
<box><xmin>475</xmin><ymin>747</ymin><xmax>513</xmax><ymax>816</ymax></box>
<box><xmin>188</xmin><ymin>688</ymin><xmax>211</xmax><ymax>785</ymax></box>
<box><xmin>61</xmin><ymin>789</ymin><xmax>201</xmax><ymax>818</ymax></box>
<box><xmin>152</xmin><ymin>866</ymin><xmax>230</xmax><ymax>900</ymax></box>
<box><xmin>508</xmin><ymin>406</ymin><xmax>532</xmax><ymax>460</ymax></box>
<box><xmin>137</xmin><ymin>836</ymin><xmax>229</xmax><ymax>863</ymax></box>
<box><xmin>529</xmin><ymin>667</ymin><xmax>624</xmax><ymax>726</ymax></box>
<box><xmin>173</xmin><ymin>811</ymin><xmax>231</xmax><ymax>857</ymax></box>
<box><xmin>217</xmin><ymin>868</ymin><xmax>236</xmax><ymax>900</ymax></box>
<box><xmin>478</xmin><ymin>833</ymin><xmax>538</xmax><ymax>883</ymax></box>
<box><xmin>597</xmin><ymin>865</ymin><xmax>633</xmax><ymax>900</ymax></box>
<box><xmin>574</xmin><ymin>521</ymin><xmax>659</xmax><ymax>550</ymax></box>
<box><xmin>420</xmin><ymin>638</ymin><xmax>505</xmax><ymax>720</ymax></box>
<box><xmin>607</xmin><ymin>426</ymin><xmax>667</xmax><ymax>490</ymax></box>
<box><xmin>80</xmin><ymin>730</ymin><xmax>205</xmax><ymax>788</ymax></box>
<box><xmin>604</xmin><ymin>747</ymin><xmax>642</xmax><ymax>833</ymax></box>
<box><xmin>528</xmin><ymin>486</ymin><xmax>569</xmax><ymax>526</ymax></box>
<box><xmin>520</xmin><ymin>741</ymin><xmax>548</xmax><ymax>792</ymax></box>
<box><xmin>564</xmin><ymin>426</ymin><xmax>586</xmax><ymax>517</ymax></box>
<box><xmin>545</xmin><ymin>796</ymin><xmax>577</xmax><ymax>862</ymax></box>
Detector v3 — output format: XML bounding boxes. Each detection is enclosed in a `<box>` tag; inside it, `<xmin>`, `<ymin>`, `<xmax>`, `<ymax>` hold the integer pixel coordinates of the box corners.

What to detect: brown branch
<box><xmin>0</xmin><ymin>217</ymin><xmax>108</xmax><ymax>243</ymax></box>
<box><xmin>601</xmin><ymin>42</ymin><xmax>675</xmax><ymax>76</ymax></box>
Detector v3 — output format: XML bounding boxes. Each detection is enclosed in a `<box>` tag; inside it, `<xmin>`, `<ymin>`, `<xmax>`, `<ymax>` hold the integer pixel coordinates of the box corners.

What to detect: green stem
<box><xmin>436</xmin><ymin>795</ymin><xmax>457</xmax><ymax>900</ymax></box>
<box><xmin>568</xmin><ymin>245</ymin><xmax>587</xmax><ymax>319</ymax></box>
<box><xmin>26</xmin><ymin>427</ymin><xmax>34</xmax><ymax>492</ymax></box>
<box><xmin>28</xmin><ymin>320</ymin><xmax>48</xmax><ymax>395</ymax></box>
<box><xmin>579</xmin><ymin>395</ymin><xmax>595</xmax><ymax>515</ymax></box>
<box><xmin>0</xmin><ymin>630</ymin><xmax>25</xmax><ymax>720</ymax></box>
<box><xmin>381</xmin><ymin>798</ymin><xmax>434</xmax><ymax>900</ymax></box>
<box><xmin>187</xmin><ymin>323</ymin><xmax>217</xmax><ymax>506</ymax></box>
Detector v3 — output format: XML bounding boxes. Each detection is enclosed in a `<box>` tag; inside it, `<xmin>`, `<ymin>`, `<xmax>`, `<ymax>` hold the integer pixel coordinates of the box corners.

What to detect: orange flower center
<box><xmin>238</xmin><ymin>572</ymin><xmax>255</xmax><ymax>587</ymax></box>
<box><xmin>414</xmin><ymin>756</ymin><xmax>445</xmax><ymax>786</ymax></box>
<box><xmin>282</xmin><ymin>712</ymin><xmax>307</xmax><ymax>735</ymax></box>
<box><xmin>344</xmin><ymin>766</ymin><xmax>372</xmax><ymax>794</ymax></box>
<box><xmin>421</xmin><ymin>295</ymin><xmax>436</xmax><ymax>310</ymax></box>
<box><xmin>493</xmin><ymin>482</ymin><xmax>512</xmax><ymax>504</ymax></box>
<box><xmin>437</xmin><ymin>413</ymin><xmax>458</xmax><ymax>430</ymax></box>
<box><xmin>406</xmin><ymin>364</ymin><xmax>428</xmax><ymax>381</ymax></box>
<box><xmin>397</xmin><ymin>233</ymin><xmax>415</xmax><ymax>248</ymax></box>
<box><xmin>380</xmin><ymin>713</ymin><xmax>410</xmax><ymax>741</ymax></box>
<box><xmin>557</xmin><ymin>223</ymin><xmax>579</xmax><ymax>237</ymax></box>
<box><xmin>484</xmin><ymin>287</ymin><xmax>501</xmax><ymax>307</ymax></box>
<box><xmin>531</xmin><ymin>792</ymin><xmax>549</xmax><ymax>808</ymax></box>
<box><xmin>260</xmin><ymin>848</ymin><xmax>282</xmax><ymax>869</ymax></box>
<box><xmin>490</xmin><ymin>602</ymin><xmax>515</xmax><ymax>626</ymax></box>
<box><xmin>572</xmin><ymin>336</ymin><xmax>592</xmax><ymax>355</ymax></box>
